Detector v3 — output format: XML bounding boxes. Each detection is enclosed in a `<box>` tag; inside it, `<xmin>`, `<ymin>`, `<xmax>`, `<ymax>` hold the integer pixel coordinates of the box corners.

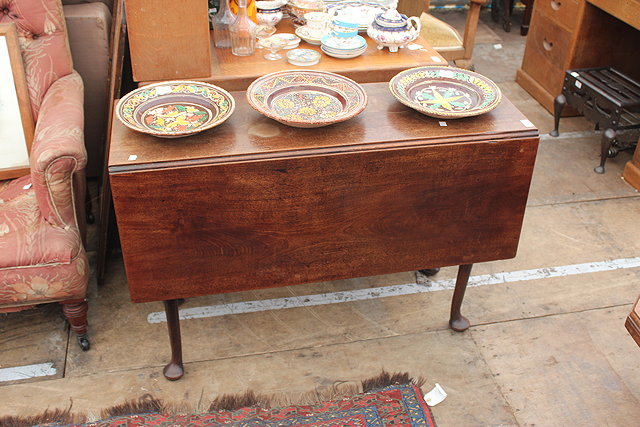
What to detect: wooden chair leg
<box><xmin>61</xmin><ymin>300</ymin><xmax>90</xmax><ymax>351</ymax></box>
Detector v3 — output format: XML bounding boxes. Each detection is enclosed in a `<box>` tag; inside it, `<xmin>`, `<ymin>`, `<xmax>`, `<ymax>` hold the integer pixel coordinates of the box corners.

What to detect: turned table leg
<box><xmin>449</xmin><ymin>264</ymin><xmax>473</xmax><ymax>332</ymax></box>
<box><xmin>163</xmin><ymin>299</ymin><xmax>184</xmax><ymax>380</ymax></box>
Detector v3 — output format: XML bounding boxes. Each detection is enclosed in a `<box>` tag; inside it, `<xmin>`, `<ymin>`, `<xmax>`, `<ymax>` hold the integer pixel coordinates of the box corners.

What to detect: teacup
<box><xmin>304</xmin><ymin>11</ymin><xmax>329</xmax><ymax>31</ymax></box>
<box><xmin>331</xmin><ymin>16</ymin><xmax>359</xmax><ymax>38</ymax></box>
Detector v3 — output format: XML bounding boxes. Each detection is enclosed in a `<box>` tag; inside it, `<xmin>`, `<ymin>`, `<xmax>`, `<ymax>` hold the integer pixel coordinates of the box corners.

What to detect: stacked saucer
<box><xmin>320</xmin><ymin>34</ymin><xmax>367</xmax><ymax>58</ymax></box>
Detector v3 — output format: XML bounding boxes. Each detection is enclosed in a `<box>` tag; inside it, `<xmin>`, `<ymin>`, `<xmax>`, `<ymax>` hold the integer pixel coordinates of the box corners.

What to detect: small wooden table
<box><xmin>140</xmin><ymin>21</ymin><xmax>447</xmax><ymax>91</ymax></box>
<box><xmin>109</xmin><ymin>83</ymin><xmax>539</xmax><ymax>380</ymax></box>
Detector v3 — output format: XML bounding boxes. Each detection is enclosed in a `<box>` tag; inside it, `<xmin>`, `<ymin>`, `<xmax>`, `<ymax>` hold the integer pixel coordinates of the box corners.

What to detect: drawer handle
<box><xmin>551</xmin><ymin>0</ymin><xmax>561</xmax><ymax>10</ymax></box>
<box><xmin>543</xmin><ymin>39</ymin><xmax>553</xmax><ymax>51</ymax></box>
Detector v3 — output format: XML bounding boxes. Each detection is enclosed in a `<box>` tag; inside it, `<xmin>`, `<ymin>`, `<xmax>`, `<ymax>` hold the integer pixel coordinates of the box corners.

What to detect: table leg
<box><xmin>163</xmin><ymin>299</ymin><xmax>184</xmax><ymax>380</ymax></box>
<box><xmin>449</xmin><ymin>264</ymin><xmax>473</xmax><ymax>332</ymax></box>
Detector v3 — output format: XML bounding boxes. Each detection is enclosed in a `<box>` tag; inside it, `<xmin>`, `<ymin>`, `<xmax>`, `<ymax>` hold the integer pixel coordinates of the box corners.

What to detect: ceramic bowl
<box><xmin>116</xmin><ymin>81</ymin><xmax>235</xmax><ymax>138</ymax></box>
<box><xmin>389</xmin><ymin>66</ymin><xmax>502</xmax><ymax>119</ymax></box>
<box><xmin>246</xmin><ymin>70</ymin><xmax>367</xmax><ymax>128</ymax></box>
<box><xmin>286</xmin><ymin>48</ymin><xmax>321</xmax><ymax>66</ymax></box>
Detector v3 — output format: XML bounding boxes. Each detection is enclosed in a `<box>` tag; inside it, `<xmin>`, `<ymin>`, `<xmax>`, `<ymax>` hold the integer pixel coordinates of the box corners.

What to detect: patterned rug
<box><xmin>1</xmin><ymin>372</ymin><xmax>436</xmax><ymax>426</ymax></box>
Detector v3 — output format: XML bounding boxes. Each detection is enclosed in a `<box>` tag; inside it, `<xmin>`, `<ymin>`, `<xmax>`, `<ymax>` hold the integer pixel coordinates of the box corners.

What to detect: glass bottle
<box><xmin>213</xmin><ymin>0</ymin><xmax>235</xmax><ymax>48</ymax></box>
<box><xmin>230</xmin><ymin>0</ymin><xmax>257</xmax><ymax>56</ymax></box>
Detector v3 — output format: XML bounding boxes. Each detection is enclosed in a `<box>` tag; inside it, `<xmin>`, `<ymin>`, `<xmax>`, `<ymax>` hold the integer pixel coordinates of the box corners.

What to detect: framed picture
<box><xmin>0</xmin><ymin>22</ymin><xmax>35</xmax><ymax>181</ymax></box>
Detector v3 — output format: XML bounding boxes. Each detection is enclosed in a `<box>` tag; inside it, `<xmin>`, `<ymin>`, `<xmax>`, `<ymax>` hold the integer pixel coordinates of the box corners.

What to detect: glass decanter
<box><xmin>230</xmin><ymin>0</ymin><xmax>257</xmax><ymax>56</ymax></box>
<box><xmin>213</xmin><ymin>0</ymin><xmax>236</xmax><ymax>48</ymax></box>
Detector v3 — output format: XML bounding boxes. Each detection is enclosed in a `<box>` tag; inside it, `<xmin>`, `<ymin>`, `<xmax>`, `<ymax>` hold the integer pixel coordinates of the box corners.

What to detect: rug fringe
<box><xmin>102</xmin><ymin>394</ymin><xmax>165</xmax><ymax>418</ymax></box>
<box><xmin>361</xmin><ymin>370</ymin><xmax>425</xmax><ymax>393</ymax></box>
<box><xmin>0</xmin><ymin>406</ymin><xmax>84</xmax><ymax>426</ymax></box>
<box><xmin>209</xmin><ymin>370</ymin><xmax>422</xmax><ymax>411</ymax></box>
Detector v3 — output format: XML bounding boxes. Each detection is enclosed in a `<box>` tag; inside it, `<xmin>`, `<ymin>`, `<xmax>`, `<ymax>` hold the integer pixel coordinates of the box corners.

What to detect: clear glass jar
<box><xmin>213</xmin><ymin>0</ymin><xmax>235</xmax><ymax>48</ymax></box>
<box><xmin>230</xmin><ymin>0</ymin><xmax>257</xmax><ymax>56</ymax></box>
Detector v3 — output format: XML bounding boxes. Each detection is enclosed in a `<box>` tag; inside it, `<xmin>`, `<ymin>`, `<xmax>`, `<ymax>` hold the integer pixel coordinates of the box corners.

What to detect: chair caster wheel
<box><xmin>549</xmin><ymin>129</ymin><xmax>559</xmax><ymax>137</ymax></box>
<box><xmin>594</xmin><ymin>165</ymin><xmax>605</xmax><ymax>174</ymax></box>
<box><xmin>419</xmin><ymin>268</ymin><xmax>441</xmax><ymax>276</ymax></box>
<box><xmin>77</xmin><ymin>335</ymin><xmax>90</xmax><ymax>351</ymax></box>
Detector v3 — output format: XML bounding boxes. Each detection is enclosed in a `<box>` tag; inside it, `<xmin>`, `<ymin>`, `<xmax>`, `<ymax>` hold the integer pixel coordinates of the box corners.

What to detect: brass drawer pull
<box><xmin>551</xmin><ymin>0</ymin><xmax>562</xmax><ymax>11</ymax></box>
<box><xmin>543</xmin><ymin>39</ymin><xmax>554</xmax><ymax>51</ymax></box>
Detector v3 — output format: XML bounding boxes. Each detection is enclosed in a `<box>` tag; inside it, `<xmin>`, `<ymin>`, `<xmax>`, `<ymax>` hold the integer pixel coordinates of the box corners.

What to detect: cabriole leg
<box><xmin>449</xmin><ymin>264</ymin><xmax>473</xmax><ymax>332</ymax></box>
<box><xmin>163</xmin><ymin>299</ymin><xmax>184</xmax><ymax>380</ymax></box>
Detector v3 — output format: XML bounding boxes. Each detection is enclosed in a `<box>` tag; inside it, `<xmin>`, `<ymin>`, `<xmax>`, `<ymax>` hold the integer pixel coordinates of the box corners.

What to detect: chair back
<box><xmin>0</xmin><ymin>0</ymin><xmax>73</xmax><ymax>118</ymax></box>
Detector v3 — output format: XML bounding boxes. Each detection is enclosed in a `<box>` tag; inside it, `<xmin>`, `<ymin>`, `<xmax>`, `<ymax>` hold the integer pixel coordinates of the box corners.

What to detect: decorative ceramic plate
<box><xmin>246</xmin><ymin>70</ymin><xmax>367</xmax><ymax>128</ymax></box>
<box><xmin>116</xmin><ymin>81</ymin><xmax>235</xmax><ymax>137</ymax></box>
<box><xmin>389</xmin><ymin>66</ymin><xmax>502</xmax><ymax>119</ymax></box>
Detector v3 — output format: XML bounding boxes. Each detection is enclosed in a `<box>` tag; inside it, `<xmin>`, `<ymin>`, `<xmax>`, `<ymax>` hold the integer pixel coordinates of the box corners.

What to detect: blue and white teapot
<box><xmin>367</xmin><ymin>8</ymin><xmax>421</xmax><ymax>52</ymax></box>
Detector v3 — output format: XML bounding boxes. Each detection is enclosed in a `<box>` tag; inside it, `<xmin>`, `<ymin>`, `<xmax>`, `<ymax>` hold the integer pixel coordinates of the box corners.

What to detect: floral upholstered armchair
<box><xmin>0</xmin><ymin>0</ymin><xmax>90</xmax><ymax>350</ymax></box>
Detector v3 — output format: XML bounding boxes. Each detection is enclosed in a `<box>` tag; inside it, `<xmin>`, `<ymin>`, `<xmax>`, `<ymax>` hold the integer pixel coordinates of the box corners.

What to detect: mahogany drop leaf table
<box><xmin>109</xmin><ymin>83</ymin><xmax>539</xmax><ymax>380</ymax></box>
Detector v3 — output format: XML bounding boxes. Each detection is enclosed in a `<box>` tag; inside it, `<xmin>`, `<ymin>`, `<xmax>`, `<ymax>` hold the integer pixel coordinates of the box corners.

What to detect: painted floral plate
<box><xmin>389</xmin><ymin>66</ymin><xmax>502</xmax><ymax>119</ymax></box>
<box><xmin>246</xmin><ymin>70</ymin><xmax>367</xmax><ymax>128</ymax></box>
<box><xmin>116</xmin><ymin>81</ymin><xmax>235</xmax><ymax>138</ymax></box>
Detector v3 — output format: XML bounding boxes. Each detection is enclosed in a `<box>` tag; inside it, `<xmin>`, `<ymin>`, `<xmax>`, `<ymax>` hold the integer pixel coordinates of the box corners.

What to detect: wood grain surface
<box><xmin>124</xmin><ymin>0</ymin><xmax>212</xmax><ymax>82</ymax></box>
<box><xmin>109</xmin><ymin>83</ymin><xmax>539</xmax><ymax>303</ymax></box>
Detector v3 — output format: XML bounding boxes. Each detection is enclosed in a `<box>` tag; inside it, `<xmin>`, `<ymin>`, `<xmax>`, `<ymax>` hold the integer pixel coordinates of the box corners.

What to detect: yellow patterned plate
<box><xmin>389</xmin><ymin>66</ymin><xmax>502</xmax><ymax>119</ymax></box>
<box><xmin>246</xmin><ymin>70</ymin><xmax>367</xmax><ymax>128</ymax></box>
<box><xmin>116</xmin><ymin>81</ymin><xmax>235</xmax><ymax>138</ymax></box>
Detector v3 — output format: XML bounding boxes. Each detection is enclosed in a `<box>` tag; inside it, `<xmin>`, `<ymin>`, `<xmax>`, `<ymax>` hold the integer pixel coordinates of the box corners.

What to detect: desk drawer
<box><xmin>526</xmin><ymin>11</ymin><xmax>572</xmax><ymax>70</ymax></box>
<box><xmin>534</xmin><ymin>0</ymin><xmax>580</xmax><ymax>31</ymax></box>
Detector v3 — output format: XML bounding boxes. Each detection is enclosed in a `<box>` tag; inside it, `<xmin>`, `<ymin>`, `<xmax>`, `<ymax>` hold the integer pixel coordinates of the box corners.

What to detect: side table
<box><xmin>109</xmin><ymin>83</ymin><xmax>539</xmax><ymax>380</ymax></box>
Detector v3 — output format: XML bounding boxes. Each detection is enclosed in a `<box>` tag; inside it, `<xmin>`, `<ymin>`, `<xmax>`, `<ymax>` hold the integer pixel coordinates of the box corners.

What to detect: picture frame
<box><xmin>0</xmin><ymin>22</ymin><xmax>35</xmax><ymax>181</ymax></box>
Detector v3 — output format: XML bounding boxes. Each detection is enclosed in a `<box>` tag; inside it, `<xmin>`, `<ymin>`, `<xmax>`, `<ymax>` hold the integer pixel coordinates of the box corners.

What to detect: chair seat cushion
<box><xmin>0</xmin><ymin>176</ymin><xmax>87</xmax><ymax>307</ymax></box>
<box><xmin>420</xmin><ymin>12</ymin><xmax>464</xmax><ymax>51</ymax></box>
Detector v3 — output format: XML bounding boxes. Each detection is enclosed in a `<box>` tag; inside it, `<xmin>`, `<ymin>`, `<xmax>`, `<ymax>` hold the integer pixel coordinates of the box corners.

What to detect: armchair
<box><xmin>398</xmin><ymin>0</ymin><xmax>487</xmax><ymax>70</ymax></box>
<box><xmin>0</xmin><ymin>0</ymin><xmax>90</xmax><ymax>350</ymax></box>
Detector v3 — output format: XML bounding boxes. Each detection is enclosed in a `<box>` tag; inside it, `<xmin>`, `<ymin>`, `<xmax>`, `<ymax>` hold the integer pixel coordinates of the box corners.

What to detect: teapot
<box><xmin>366</xmin><ymin>8</ymin><xmax>421</xmax><ymax>52</ymax></box>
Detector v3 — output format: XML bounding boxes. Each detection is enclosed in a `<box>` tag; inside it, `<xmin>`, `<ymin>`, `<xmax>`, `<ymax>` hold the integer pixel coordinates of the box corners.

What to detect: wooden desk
<box><xmin>109</xmin><ymin>83</ymin><xmax>539</xmax><ymax>380</ymax></box>
<box><xmin>516</xmin><ymin>0</ymin><xmax>640</xmax><ymax>114</ymax></box>
<box><xmin>140</xmin><ymin>21</ymin><xmax>446</xmax><ymax>91</ymax></box>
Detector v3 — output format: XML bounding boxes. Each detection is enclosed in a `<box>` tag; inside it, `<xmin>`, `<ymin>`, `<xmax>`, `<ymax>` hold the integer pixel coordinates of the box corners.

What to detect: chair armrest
<box><xmin>30</xmin><ymin>71</ymin><xmax>86</xmax><ymax>229</ymax></box>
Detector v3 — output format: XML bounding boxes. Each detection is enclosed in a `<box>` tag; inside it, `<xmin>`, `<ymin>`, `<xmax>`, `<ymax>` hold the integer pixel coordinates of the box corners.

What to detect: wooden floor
<box><xmin>2</xmin><ymin>9</ymin><xmax>639</xmax><ymax>426</ymax></box>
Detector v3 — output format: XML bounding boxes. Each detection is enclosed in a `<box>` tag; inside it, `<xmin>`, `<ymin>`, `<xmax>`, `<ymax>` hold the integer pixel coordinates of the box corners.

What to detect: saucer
<box><xmin>321</xmin><ymin>34</ymin><xmax>366</xmax><ymax>50</ymax></box>
<box><xmin>295</xmin><ymin>25</ymin><xmax>325</xmax><ymax>45</ymax></box>
<box><xmin>286</xmin><ymin>48</ymin><xmax>321</xmax><ymax>66</ymax></box>
<box><xmin>320</xmin><ymin>44</ymin><xmax>366</xmax><ymax>59</ymax></box>
<box><xmin>273</xmin><ymin>33</ymin><xmax>301</xmax><ymax>49</ymax></box>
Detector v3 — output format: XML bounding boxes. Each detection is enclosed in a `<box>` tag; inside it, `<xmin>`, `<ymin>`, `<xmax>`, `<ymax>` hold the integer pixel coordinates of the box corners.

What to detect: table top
<box><xmin>140</xmin><ymin>20</ymin><xmax>447</xmax><ymax>91</ymax></box>
<box><xmin>109</xmin><ymin>82</ymin><xmax>538</xmax><ymax>172</ymax></box>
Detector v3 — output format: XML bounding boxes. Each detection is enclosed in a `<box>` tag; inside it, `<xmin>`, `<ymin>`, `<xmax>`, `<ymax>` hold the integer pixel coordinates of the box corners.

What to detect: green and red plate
<box><xmin>389</xmin><ymin>66</ymin><xmax>502</xmax><ymax>119</ymax></box>
<box><xmin>116</xmin><ymin>81</ymin><xmax>235</xmax><ymax>138</ymax></box>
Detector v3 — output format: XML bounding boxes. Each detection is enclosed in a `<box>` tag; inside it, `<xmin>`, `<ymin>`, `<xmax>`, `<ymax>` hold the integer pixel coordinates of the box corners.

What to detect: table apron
<box><xmin>110</xmin><ymin>137</ymin><xmax>539</xmax><ymax>303</ymax></box>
